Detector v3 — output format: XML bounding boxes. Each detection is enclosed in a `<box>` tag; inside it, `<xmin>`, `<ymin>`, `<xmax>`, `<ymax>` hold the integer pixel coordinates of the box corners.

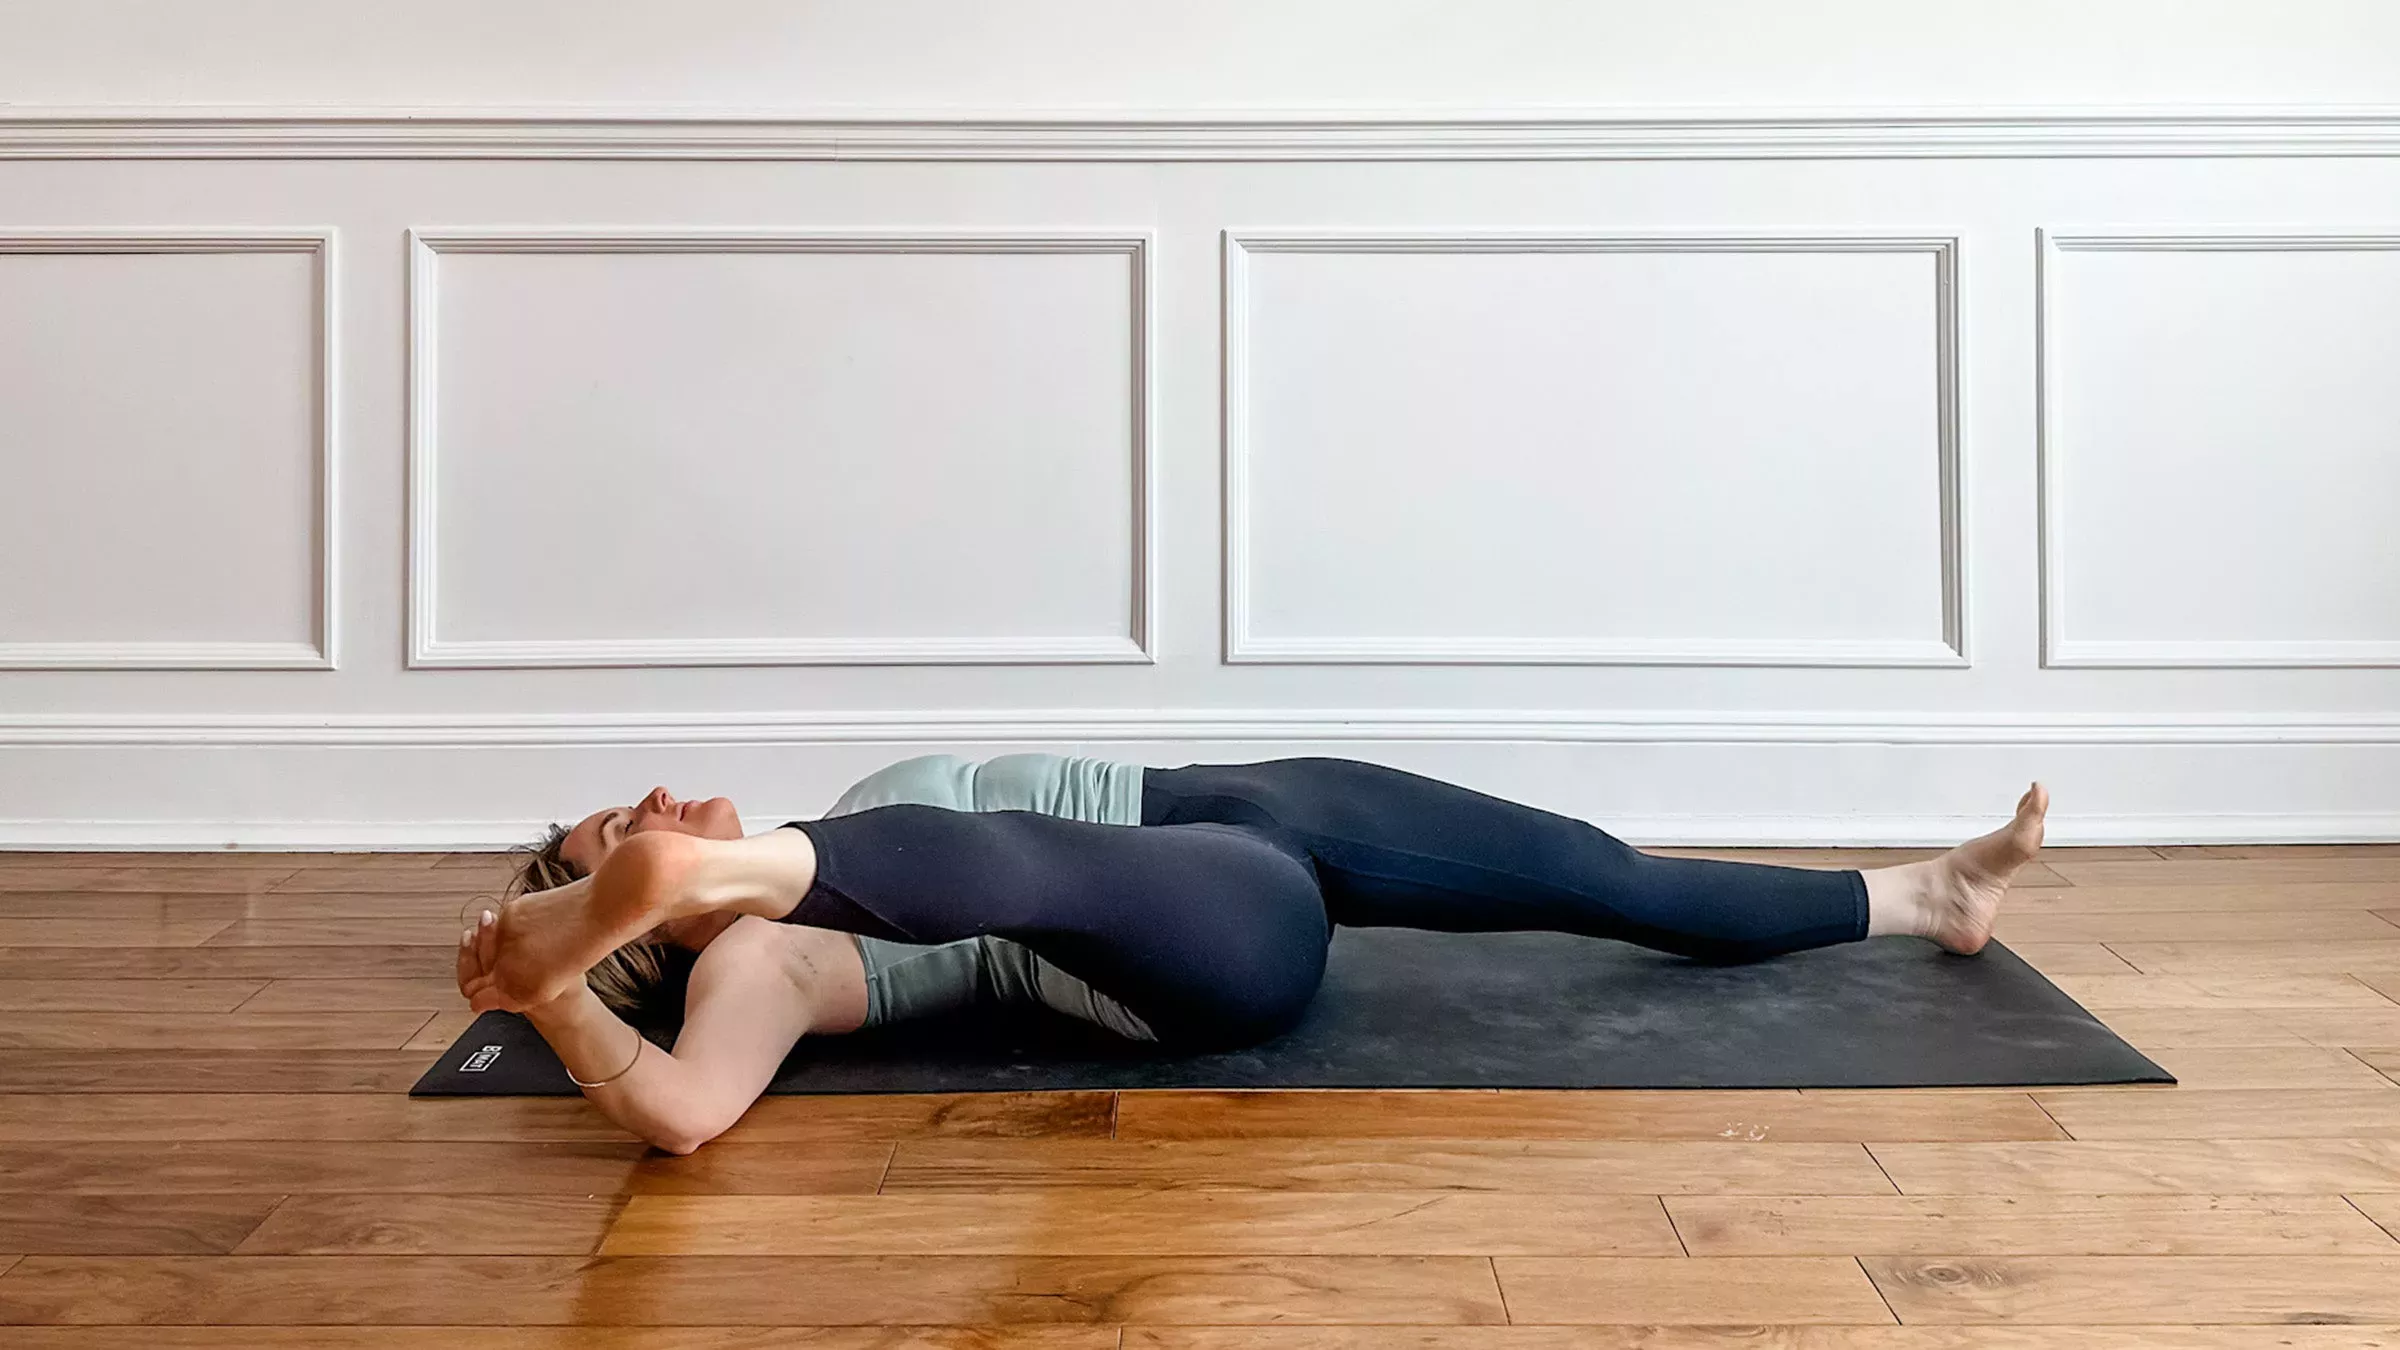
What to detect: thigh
<box><xmin>1143</xmin><ymin>756</ymin><xmax>1638</xmax><ymax>920</ymax></box>
<box><xmin>787</xmin><ymin>806</ymin><xmax>1330</xmax><ymax>1048</ymax></box>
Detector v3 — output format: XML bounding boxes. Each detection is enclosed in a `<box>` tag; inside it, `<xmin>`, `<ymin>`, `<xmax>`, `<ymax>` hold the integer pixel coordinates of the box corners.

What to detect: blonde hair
<box><xmin>507</xmin><ymin>821</ymin><xmax>671</xmax><ymax>1019</ymax></box>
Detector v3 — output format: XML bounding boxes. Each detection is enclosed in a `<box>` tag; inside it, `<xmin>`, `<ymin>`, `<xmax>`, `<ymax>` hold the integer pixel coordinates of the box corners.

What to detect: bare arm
<box><xmin>461</xmin><ymin>912</ymin><xmax>837</xmax><ymax>1154</ymax></box>
<box><xmin>462</xmin><ymin>826</ymin><xmax>824</xmax><ymax>1014</ymax></box>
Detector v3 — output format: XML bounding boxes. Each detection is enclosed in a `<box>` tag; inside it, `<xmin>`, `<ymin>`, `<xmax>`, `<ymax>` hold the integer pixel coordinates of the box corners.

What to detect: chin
<box><xmin>702</xmin><ymin>797</ymin><xmax>742</xmax><ymax>838</ymax></box>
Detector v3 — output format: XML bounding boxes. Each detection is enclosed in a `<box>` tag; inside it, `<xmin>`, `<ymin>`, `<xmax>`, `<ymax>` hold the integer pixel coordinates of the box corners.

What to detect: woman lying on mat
<box><xmin>457</xmin><ymin>754</ymin><xmax>2049</xmax><ymax>1154</ymax></box>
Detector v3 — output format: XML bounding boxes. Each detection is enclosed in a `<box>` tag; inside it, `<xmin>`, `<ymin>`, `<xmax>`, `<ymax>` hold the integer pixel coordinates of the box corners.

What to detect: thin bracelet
<box><xmin>566</xmin><ymin>1028</ymin><xmax>644</xmax><ymax>1090</ymax></box>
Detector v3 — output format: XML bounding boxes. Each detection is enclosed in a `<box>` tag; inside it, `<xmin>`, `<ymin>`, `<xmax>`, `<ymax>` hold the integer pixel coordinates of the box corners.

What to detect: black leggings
<box><xmin>782</xmin><ymin>756</ymin><xmax>1868</xmax><ymax>1050</ymax></box>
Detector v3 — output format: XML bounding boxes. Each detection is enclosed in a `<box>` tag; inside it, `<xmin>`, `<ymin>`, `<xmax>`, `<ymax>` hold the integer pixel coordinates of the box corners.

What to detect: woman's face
<box><xmin>558</xmin><ymin>786</ymin><xmax>743</xmax><ymax>878</ymax></box>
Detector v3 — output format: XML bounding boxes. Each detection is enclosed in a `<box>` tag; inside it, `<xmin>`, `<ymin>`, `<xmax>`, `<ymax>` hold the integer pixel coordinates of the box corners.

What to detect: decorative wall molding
<box><xmin>2036</xmin><ymin>228</ymin><xmax>2400</xmax><ymax>669</ymax></box>
<box><xmin>4</xmin><ymin>107</ymin><xmax>2400</xmax><ymax>161</ymax></box>
<box><xmin>406</xmin><ymin>228</ymin><xmax>1156</xmax><ymax>669</ymax></box>
<box><xmin>3</xmin><ymin>708</ymin><xmax>2392</xmax><ymax>747</ymax></box>
<box><xmin>0</xmin><ymin>228</ymin><xmax>339</xmax><ymax>670</ymax></box>
<box><xmin>1222</xmin><ymin>230</ymin><xmax>1966</xmax><ymax>667</ymax></box>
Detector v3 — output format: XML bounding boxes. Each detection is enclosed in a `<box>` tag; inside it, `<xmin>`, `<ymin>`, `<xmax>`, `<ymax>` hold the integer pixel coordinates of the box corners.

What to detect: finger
<box><xmin>473</xmin><ymin>905</ymin><xmax>501</xmax><ymax>971</ymax></box>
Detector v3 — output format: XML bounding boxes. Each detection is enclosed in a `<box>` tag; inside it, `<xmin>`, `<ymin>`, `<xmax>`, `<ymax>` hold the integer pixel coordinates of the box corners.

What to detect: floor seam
<box><xmin>1488</xmin><ymin>1255</ymin><xmax>1513</xmax><ymax>1325</ymax></box>
<box><xmin>2342</xmin><ymin>1194</ymin><xmax>2400</xmax><ymax>1248</ymax></box>
<box><xmin>1656</xmin><ymin>1194</ymin><xmax>1690</xmax><ymax>1256</ymax></box>
<box><xmin>2026</xmin><ymin>1091</ymin><xmax>2076</xmax><ymax>1140</ymax></box>
<box><xmin>1857</xmin><ymin>1254</ymin><xmax>1905</xmax><ymax>1325</ymax></box>
<box><xmin>225</xmin><ymin>1191</ymin><xmax>294</xmax><ymax>1255</ymax></box>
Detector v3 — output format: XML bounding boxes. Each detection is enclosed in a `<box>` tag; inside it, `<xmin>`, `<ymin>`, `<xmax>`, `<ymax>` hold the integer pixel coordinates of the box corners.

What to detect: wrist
<box><xmin>522</xmin><ymin>980</ymin><xmax>605</xmax><ymax>1030</ymax></box>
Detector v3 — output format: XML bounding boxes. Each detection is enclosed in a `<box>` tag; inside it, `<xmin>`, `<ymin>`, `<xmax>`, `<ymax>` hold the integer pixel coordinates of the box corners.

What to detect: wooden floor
<box><xmin>1</xmin><ymin>845</ymin><xmax>2398</xmax><ymax>1347</ymax></box>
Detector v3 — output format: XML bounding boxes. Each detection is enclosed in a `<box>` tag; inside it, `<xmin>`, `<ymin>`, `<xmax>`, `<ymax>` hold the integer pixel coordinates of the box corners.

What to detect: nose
<box><xmin>645</xmin><ymin>786</ymin><xmax>675</xmax><ymax>812</ymax></box>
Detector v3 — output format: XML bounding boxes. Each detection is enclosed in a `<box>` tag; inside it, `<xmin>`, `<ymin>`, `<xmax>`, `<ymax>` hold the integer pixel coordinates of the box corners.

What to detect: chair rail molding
<box><xmin>5</xmin><ymin>106</ymin><xmax>2400</xmax><ymax>161</ymax></box>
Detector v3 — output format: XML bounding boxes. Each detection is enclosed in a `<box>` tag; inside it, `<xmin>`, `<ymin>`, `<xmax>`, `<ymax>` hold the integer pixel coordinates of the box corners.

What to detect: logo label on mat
<box><xmin>462</xmin><ymin>1044</ymin><xmax>504</xmax><ymax>1072</ymax></box>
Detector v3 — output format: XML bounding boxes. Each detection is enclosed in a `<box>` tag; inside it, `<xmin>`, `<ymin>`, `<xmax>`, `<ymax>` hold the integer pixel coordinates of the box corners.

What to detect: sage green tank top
<box><xmin>825</xmin><ymin>751</ymin><xmax>1145</xmax><ymax>826</ymax></box>
<box><xmin>817</xmin><ymin>751</ymin><xmax>1154</xmax><ymax>1041</ymax></box>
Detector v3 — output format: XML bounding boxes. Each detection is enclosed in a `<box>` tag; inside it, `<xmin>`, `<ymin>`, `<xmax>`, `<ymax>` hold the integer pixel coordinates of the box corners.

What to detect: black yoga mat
<box><xmin>412</xmin><ymin>928</ymin><xmax>2170</xmax><ymax>1095</ymax></box>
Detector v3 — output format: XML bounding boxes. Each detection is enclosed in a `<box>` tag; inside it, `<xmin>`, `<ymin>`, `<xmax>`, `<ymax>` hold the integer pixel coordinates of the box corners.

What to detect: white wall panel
<box><xmin>1</xmin><ymin>2</ymin><xmax>2398</xmax><ymax>846</ymax></box>
<box><xmin>408</xmin><ymin>231</ymin><xmax>1150</xmax><ymax>667</ymax></box>
<box><xmin>1227</xmin><ymin>234</ymin><xmax>1960</xmax><ymax>665</ymax></box>
<box><xmin>0</xmin><ymin>232</ymin><xmax>334</xmax><ymax>669</ymax></box>
<box><xmin>2040</xmin><ymin>232</ymin><xmax>2400</xmax><ymax>667</ymax></box>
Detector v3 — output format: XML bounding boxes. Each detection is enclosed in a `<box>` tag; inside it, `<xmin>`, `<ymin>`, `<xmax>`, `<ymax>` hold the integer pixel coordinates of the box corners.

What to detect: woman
<box><xmin>458</xmin><ymin>753</ymin><xmax>2049</xmax><ymax>1154</ymax></box>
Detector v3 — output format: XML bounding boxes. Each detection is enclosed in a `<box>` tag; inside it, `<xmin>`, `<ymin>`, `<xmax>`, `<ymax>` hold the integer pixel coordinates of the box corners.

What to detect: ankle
<box><xmin>1861</xmin><ymin>860</ymin><xmax>1939</xmax><ymax>939</ymax></box>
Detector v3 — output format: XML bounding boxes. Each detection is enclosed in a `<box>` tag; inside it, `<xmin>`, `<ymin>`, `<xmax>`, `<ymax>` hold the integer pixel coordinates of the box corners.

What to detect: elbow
<box><xmin>647</xmin><ymin>1108</ymin><xmax>735</xmax><ymax>1156</ymax></box>
<box><xmin>648</xmin><ymin>1125</ymin><xmax>716</xmax><ymax>1156</ymax></box>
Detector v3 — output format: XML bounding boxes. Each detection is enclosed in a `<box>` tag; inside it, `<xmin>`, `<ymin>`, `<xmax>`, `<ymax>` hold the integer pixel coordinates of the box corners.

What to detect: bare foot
<box><xmin>1920</xmin><ymin>782</ymin><xmax>2049</xmax><ymax>955</ymax></box>
<box><xmin>463</xmin><ymin>831</ymin><xmax>703</xmax><ymax>1012</ymax></box>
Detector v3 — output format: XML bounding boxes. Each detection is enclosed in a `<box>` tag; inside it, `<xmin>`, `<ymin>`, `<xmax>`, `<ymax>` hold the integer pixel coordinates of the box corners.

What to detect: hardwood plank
<box><xmin>2157</xmin><ymin>845</ymin><xmax>2400</xmax><ymax>859</ymax></box>
<box><xmin>270</xmin><ymin>869</ymin><xmax>542</xmax><ymax>894</ymax></box>
<box><xmin>0</xmin><ymin>1094</ymin><xmax>635</xmax><ymax>1143</ymax></box>
<box><xmin>0</xmin><ymin>1050</ymin><xmax>439</xmax><ymax>1093</ymax></box>
<box><xmin>0</xmin><ymin>1139</ymin><xmax>889</xmax><ymax>1195</ymax></box>
<box><xmin>0</xmin><ymin>981</ymin><xmax>264</xmax><ymax>1013</ymax></box>
<box><xmin>0</xmin><ymin>868</ymin><xmax>296</xmax><ymax>894</ymax></box>
<box><xmin>2003</xmin><ymin>943</ymin><xmax>2139</xmax><ymax>974</ymax></box>
<box><xmin>234</xmin><ymin>1195</ymin><xmax>622</xmax><ymax>1255</ymax></box>
<box><xmin>2262</xmin><ymin>1007</ymin><xmax>2400</xmax><ymax>1047</ymax></box>
<box><xmin>1864</xmin><ymin>1254</ymin><xmax>2400</xmax><ymax>1324</ymax></box>
<box><xmin>2361</xmin><ymin>1046</ymin><xmax>2400</xmax><ymax>1086</ymax></box>
<box><xmin>0</xmin><ymin>1254</ymin><xmax>1508</xmax><ymax>1326</ymax></box>
<box><xmin>0</xmin><ymin>894</ymin><xmax>486</xmax><ymax>922</ymax></box>
<box><xmin>0</xmin><ymin>852</ymin><xmax>439</xmax><ymax>871</ymax></box>
<box><xmin>1123</xmin><ymin>1327</ymin><xmax>2400</xmax><ymax>1350</ymax></box>
<box><xmin>1996</xmin><ymin>910</ymin><xmax>2400</xmax><ymax>943</ymax></box>
<box><xmin>2009</xmin><ymin>883</ymin><xmax>2400</xmax><ymax>914</ymax></box>
<box><xmin>1493</xmin><ymin>1256</ymin><xmax>1893</xmax><ymax>1325</ymax></box>
<box><xmin>203</xmin><ymin>917</ymin><xmax>461</xmax><ymax>947</ymax></box>
<box><xmin>0</xmin><ymin>896</ymin><xmax>242</xmax><ymax>921</ymax></box>
<box><xmin>436</xmin><ymin>850</ymin><xmax>523</xmax><ymax>869</ymax></box>
<box><xmin>1665</xmin><ymin>1193</ymin><xmax>2399</xmax><ymax>1255</ymax></box>
<box><xmin>2033</xmin><ymin>1088</ymin><xmax>2400</xmax><ymax>1139</ymax></box>
<box><xmin>2133</xmin><ymin>1045</ymin><xmax>2394</xmax><ymax>1088</ymax></box>
<box><xmin>0</xmin><ymin>1196</ymin><xmax>283</xmax><ymax>1256</ymax></box>
<box><xmin>0</xmin><ymin>1140</ymin><xmax>663</xmax><ymax>1195</ymax></box>
<box><xmin>0</xmin><ymin>917</ymin><xmax>236</xmax><ymax>947</ymax></box>
<box><xmin>0</xmin><ymin>1331</ymin><xmax>1116</xmax><ymax>1350</ymax></box>
<box><xmin>2051</xmin><ymin>858</ymin><xmax>2400</xmax><ymax>886</ymax></box>
<box><xmin>400</xmin><ymin>1009</ymin><xmax>475</xmax><ymax>1050</ymax></box>
<box><xmin>0</xmin><ymin>1012</ymin><xmax>435</xmax><ymax>1051</ymax></box>
<box><xmin>2094</xmin><ymin>1009</ymin><xmax>2314</xmax><ymax>1048</ymax></box>
<box><xmin>1869</xmin><ymin>1140</ymin><xmax>2400</xmax><ymax>1193</ymax></box>
<box><xmin>601</xmin><ymin>1190</ymin><xmax>1682</xmax><ymax>1256</ymax></box>
<box><xmin>0</xmin><ymin>1092</ymin><xmax>1104</xmax><ymax>1143</ymax></box>
<box><xmin>2358</xmin><ymin>974</ymin><xmax>2400</xmax><ymax>1005</ymax></box>
<box><xmin>722</xmin><ymin>1092</ymin><xmax>1116</xmax><ymax>1142</ymax></box>
<box><xmin>0</xmin><ymin>945</ymin><xmax>452</xmax><ymax>980</ymax></box>
<box><xmin>881</xmin><ymin>1138</ymin><xmax>1896</xmax><ymax>1194</ymax></box>
<box><xmin>2044</xmin><ymin>971</ymin><xmax>2399</xmax><ymax>1010</ymax></box>
<box><xmin>234</xmin><ymin>978</ymin><xmax>461</xmax><ymax>1012</ymax></box>
<box><xmin>2107</xmin><ymin>941</ymin><xmax>2400</xmax><ymax>976</ymax></box>
<box><xmin>1113</xmin><ymin>1089</ymin><xmax>2064</xmax><ymax>1143</ymax></box>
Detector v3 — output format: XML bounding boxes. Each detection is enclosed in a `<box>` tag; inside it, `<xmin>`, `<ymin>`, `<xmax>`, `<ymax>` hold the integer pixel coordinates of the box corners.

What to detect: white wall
<box><xmin>2</xmin><ymin>2</ymin><xmax>2396</xmax><ymax>848</ymax></box>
